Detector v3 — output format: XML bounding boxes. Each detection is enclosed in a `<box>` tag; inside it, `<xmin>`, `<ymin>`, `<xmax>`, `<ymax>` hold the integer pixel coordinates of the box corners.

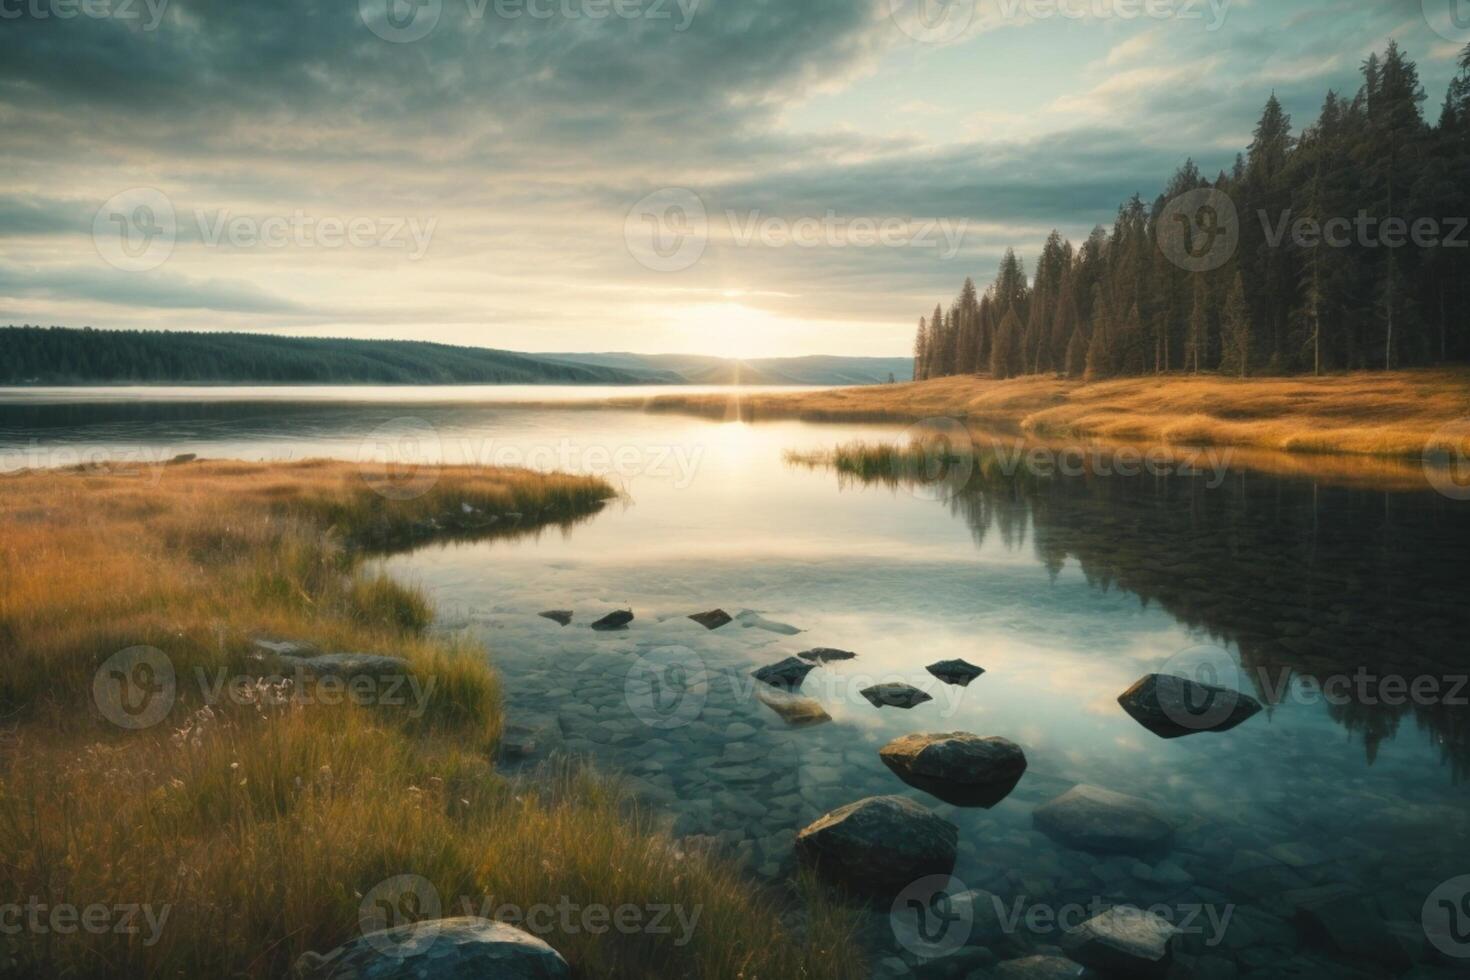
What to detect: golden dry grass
<box><xmin>0</xmin><ymin>460</ymin><xmax>863</xmax><ymax>979</ymax></box>
<box><xmin>610</xmin><ymin>368</ymin><xmax>1470</xmax><ymax>461</ymax></box>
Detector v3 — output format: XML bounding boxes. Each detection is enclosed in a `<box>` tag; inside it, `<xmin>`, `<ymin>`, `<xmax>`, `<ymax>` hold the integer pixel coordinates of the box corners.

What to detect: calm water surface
<box><xmin>2</xmin><ymin>387</ymin><xmax>1466</xmax><ymax>978</ymax></box>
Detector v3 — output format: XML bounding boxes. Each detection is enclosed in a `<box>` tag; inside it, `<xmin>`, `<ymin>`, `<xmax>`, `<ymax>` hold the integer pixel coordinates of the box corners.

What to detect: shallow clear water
<box><xmin>3</xmin><ymin>389</ymin><xmax>1467</xmax><ymax>978</ymax></box>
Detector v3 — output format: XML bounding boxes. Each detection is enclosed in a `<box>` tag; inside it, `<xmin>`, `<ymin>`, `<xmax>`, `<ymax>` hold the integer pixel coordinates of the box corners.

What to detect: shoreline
<box><xmin>591</xmin><ymin>368</ymin><xmax>1470</xmax><ymax>462</ymax></box>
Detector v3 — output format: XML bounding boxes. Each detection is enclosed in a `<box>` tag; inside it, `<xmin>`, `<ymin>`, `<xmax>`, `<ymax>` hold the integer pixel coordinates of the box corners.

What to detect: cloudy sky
<box><xmin>1</xmin><ymin>0</ymin><xmax>1465</xmax><ymax>357</ymax></box>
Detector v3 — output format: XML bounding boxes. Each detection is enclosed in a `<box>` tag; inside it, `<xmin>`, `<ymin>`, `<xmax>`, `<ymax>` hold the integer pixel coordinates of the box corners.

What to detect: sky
<box><xmin>0</xmin><ymin>0</ymin><xmax>1466</xmax><ymax>358</ymax></box>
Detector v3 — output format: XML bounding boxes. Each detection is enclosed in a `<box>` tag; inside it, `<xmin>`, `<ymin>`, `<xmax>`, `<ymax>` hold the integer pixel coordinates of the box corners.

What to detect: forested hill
<box><xmin>914</xmin><ymin>41</ymin><xmax>1470</xmax><ymax>382</ymax></box>
<box><xmin>0</xmin><ymin>327</ymin><xmax>679</xmax><ymax>385</ymax></box>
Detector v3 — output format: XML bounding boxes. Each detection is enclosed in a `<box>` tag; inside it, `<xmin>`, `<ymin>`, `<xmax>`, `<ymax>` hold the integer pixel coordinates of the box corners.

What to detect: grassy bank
<box><xmin>0</xmin><ymin>460</ymin><xmax>861</xmax><ymax>979</ymax></box>
<box><xmin>623</xmin><ymin>368</ymin><xmax>1470</xmax><ymax>460</ymax></box>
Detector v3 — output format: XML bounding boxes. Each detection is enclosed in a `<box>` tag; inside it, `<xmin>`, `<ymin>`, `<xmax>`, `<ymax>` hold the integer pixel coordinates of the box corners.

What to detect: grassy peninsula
<box><xmin>628</xmin><ymin>368</ymin><xmax>1470</xmax><ymax>460</ymax></box>
<box><xmin>0</xmin><ymin>460</ymin><xmax>860</xmax><ymax>978</ymax></box>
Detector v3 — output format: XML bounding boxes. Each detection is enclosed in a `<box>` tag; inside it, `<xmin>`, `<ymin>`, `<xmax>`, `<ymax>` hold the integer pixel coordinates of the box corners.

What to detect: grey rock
<box><xmin>735</xmin><ymin>609</ymin><xmax>802</xmax><ymax>635</ymax></box>
<box><xmin>926</xmin><ymin>659</ymin><xmax>986</xmax><ymax>687</ymax></box>
<box><xmin>992</xmin><ymin>955</ymin><xmax>1085</xmax><ymax>980</ymax></box>
<box><xmin>861</xmin><ymin>683</ymin><xmax>933</xmax><ymax>709</ymax></box>
<box><xmin>538</xmin><ymin>610</ymin><xmax>573</xmax><ymax>626</ymax></box>
<box><xmin>292</xmin><ymin>653</ymin><xmax>410</xmax><ymax>678</ymax></box>
<box><xmin>298</xmin><ymin>917</ymin><xmax>569</xmax><ymax>979</ymax></box>
<box><xmin>799</xmin><ymin>647</ymin><xmax>857</xmax><ymax>663</ymax></box>
<box><xmin>252</xmin><ymin>638</ymin><xmax>316</xmax><ymax>657</ymax></box>
<box><xmin>795</xmin><ymin>795</ymin><xmax>957</xmax><ymax>894</ymax></box>
<box><xmin>879</xmin><ymin>732</ymin><xmax>1026</xmax><ymax>808</ymax></box>
<box><xmin>1033</xmin><ymin>785</ymin><xmax>1174</xmax><ymax>855</ymax></box>
<box><xmin>753</xmin><ymin>656</ymin><xmax>816</xmax><ymax>690</ymax></box>
<box><xmin>590</xmin><ymin>609</ymin><xmax>634</xmax><ymax>631</ymax></box>
<box><xmin>689</xmin><ymin>609</ymin><xmax>733</xmax><ymax>630</ymax></box>
<box><xmin>1116</xmin><ymin>673</ymin><xmax>1262</xmax><ymax>739</ymax></box>
<box><xmin>1061</xmin><ymin>905</ymin><xmax>1180</xmax><ymax>978</ymax></box>
<box><xmin>756</xmin><ymin>687</ymin><xmax>831</xmax><ymax>727</ymax></box>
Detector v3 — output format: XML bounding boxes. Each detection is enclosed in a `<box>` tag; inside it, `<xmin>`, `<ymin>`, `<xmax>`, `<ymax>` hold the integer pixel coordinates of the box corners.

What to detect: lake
<box><xmin>2</xmin><ymin>386</ymin><xmax>1466</xmax><ymax>977</ymax></box>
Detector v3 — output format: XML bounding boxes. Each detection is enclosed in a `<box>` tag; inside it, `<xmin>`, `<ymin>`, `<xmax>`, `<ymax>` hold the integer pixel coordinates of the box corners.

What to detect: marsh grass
<box><xmin>0</xmin><ymin>459</ymin><xmax>863</xmax><ymax>979</ymax></box>
<box><xmin>620</xmin><ymin>368</ymin><xmax>1470</xmax><ymax>461</ymax></box>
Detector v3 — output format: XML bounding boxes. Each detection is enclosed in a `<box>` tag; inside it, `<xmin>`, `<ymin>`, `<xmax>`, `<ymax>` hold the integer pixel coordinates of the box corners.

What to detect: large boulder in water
<box><xmin>799</xmin><ymin>647</ymin><xmax>856</xmax><ymax>663</ymax></box>
<box><xmin>1033</xmin><ymin>785</ymin><xmax>1174</xmax><ymax>856</ymax></box>
<box><xmin>756</xmin><ymin>687</ymin><xmax>831</xmax><ymax>727</ymax></box>
<box><xmin>860</xmin><ymin>682</ymin><xmax>932</xmax><ymax>709</ymax></box>
<box><xmin>795</xmin><ymin>795</ymin><xmax>957</xmax><ymax>894</ymax></box>
<box><xmin>688</xmin><ymin>609</ymin><xmax>732</xmax><ymax>630</ymax></box>
<box><xmin>590</xmin><ymin>609</ymin><xmax>634</xmax><ymax>631</ymax></box>
<box><xmin>298</xmin><ymin>917</ymin><xmax>570</xmax><ymax>979</ymax></box>
<box><xmin>1118</xmin><ymin>673</ymin><xmax>1262</xmax><ymax>739</ymax></box>
<box><xmin>752</xmin><ymin>656</ymin><xmax>816</xmax><ymax>690</ymax></box>
<box><xmin>926</xmin><ymin>659</ymin><xmax>985</xmax><ymax>686</ymax></box>
<box><xmin>1061</xmin><ymin>905</ymin><xmax>1181</xmax><ymax>978</ymax></box>
<box><xmin>879</xmin><ymin>732</ymin><xmax>1027</xmax><ymax>808</ymax></box>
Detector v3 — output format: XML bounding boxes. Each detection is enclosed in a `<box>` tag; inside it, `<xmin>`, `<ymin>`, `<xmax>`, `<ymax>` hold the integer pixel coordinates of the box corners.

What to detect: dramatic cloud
<box><xmin>0</xmin><ymin>0</ymin><xmax>1463</xmax><ymax>354</ymax></box>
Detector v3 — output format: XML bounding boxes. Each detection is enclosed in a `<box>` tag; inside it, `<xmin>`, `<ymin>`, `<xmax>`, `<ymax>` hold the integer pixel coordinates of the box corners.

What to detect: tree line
<box><xmin>914</xmin><ymin>42</ymin><xmax>1470</xmax><ymax>382</ymax></box>
<box><xmin>0</xmin><ymin>326</ymin><xmax>657</xmax><ymax>385</ymax></box>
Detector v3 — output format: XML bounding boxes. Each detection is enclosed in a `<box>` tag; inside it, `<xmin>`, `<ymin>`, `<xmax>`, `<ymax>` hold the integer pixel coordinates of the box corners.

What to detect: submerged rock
<box><xmin>752</xmin><ymin>657</ymin><xmax>816</xmax><ymax>690</ymax></box>
<box><xmin>860</xmin><ymin>682</ymin><xmax>933</xmax><ymax>709</ymax></box>
<box><xmin>756</xmin><ymin>687</ymin><xmax>831</xmax><ymax>727</ymax></box>
<box><xmin>799</xmin><ymin>647</ymin><xmax>856</xmax><ymax>663</ymax></box>
<box><xmin>538</xmin><ymin>610</ymin><xmax>573</xmax><ymax>626</ymax></box>
<box><xmin>590</xmin><ymin>609</ymin><xmax>634</xmax><ymax>631</ymax></box>
<box><xmin>298</xmin><ymin>917</ymin><xmax>570</xmax><ymax>979</ymax></box>
<box><xmin>735</xmin><ymin>609</ymin><xmax>802</xmax><ymax>635</ymax></box>
<box><xmin>1062</xmin><ymin>905</ymin><xmax>1180</xmax><ymax>978</ymax></box>
<box><xmin>926</xmin><ymin>659</ymin><xmax>986</xmax><ymax>686</ymax></box>
<box><xmin>688</xmin><ymin>609</ymin><xmax>733</xmax><ymax>630</ymax></box>
<box><xmin>993</xmin><ymin>955</ymin><xmax>1088</xmax><ymax>980</ymax></box>
<box><xmin>794</xmin><ymin>795</ymin><xmax>957</xmax><ymax>894</ymax></box>
<box><xmin>1117</xmin><ymin>673</ymin><xmax>1263</xmax><ymax>739</ymax></box>
<box><xmin>1033</xmin><ymin>784</ymin><xmax>1174</xmax><ymax>855</ymax></box>
<box><xmin>879</xmin><ymin>732</ymin><xmax>1027</xmax><ymax>807</ymax></box>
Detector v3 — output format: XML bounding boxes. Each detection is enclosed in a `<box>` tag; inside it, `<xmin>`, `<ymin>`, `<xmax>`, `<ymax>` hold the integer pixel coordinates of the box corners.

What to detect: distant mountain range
<box><xmin>538</xmin><ymin>352</ymin><xmax>912</xmax><ymax>386</ymax></box>
<box><xmin>0</xmin><ymin>326</ymin><xmax>912</xmax><ymax>387</ymax></box>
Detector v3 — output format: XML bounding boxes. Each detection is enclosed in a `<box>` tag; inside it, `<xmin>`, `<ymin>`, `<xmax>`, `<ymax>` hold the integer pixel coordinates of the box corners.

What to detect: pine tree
<box><xmin>1186</xmin><ymin>275</ymin><xmax>1210</xmax><ymax>374</ymax></box>
<box><xmin>1220</xmin><ymin>271</ymin><xmax>1253</xmax><ymax>378</ymax></box>
<box><xmin>990</xmin><ymin>309</ymin><xmax>1022</xmax><ymax>379</ymax></box>
<box><xmin>913</xmin><ymin>317</ymin><xmax>929</xmax><ymax>382</ymax></box>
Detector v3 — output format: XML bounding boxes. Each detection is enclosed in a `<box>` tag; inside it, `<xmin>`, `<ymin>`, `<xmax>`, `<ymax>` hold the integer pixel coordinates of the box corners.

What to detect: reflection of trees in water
<box><xmin>862</xmin><ymin>449</ymin><xmax>1470</xmax><ymax>780</ymax></box>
